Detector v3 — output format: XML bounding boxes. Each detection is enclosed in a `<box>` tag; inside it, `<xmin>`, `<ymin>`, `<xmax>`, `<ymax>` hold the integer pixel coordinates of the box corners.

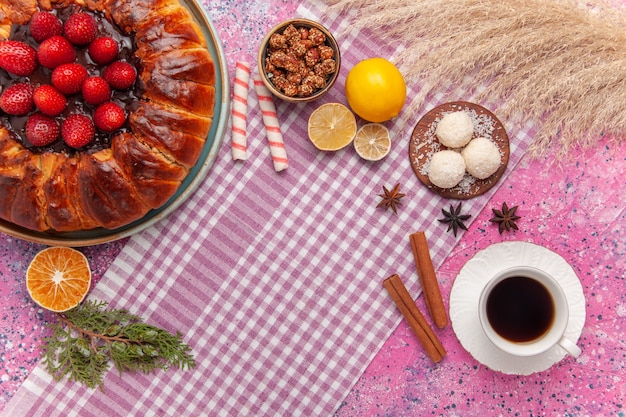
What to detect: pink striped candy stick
<box><xmin>253</xmin><ymin>73</ymin><xmax>289</xmax><ymax>172</ymax></box>
<box><xmin>231</xmin><ymin>62</ymin><xmax>251</xmax><ymax>161</ymax></box>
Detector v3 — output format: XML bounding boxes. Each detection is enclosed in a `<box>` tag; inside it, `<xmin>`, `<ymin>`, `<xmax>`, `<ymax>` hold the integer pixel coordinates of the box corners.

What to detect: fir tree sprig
<box><xmin>41</xmin><ymin>300</ymin><xmax>195</xmax><ymax>390</ymax></box>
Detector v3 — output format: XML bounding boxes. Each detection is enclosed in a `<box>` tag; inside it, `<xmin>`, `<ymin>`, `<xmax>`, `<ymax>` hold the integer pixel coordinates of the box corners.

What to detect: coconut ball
<box><xmin>428</xmin><ymin>150</ymin><xmax>466</xmax><ymax>189</ymax></box>
<box><xmin>435</xmin><ymin>111</ymin><xmax>474</xmax><ymax>148</ymax></box>
<box><xmin>462</xmin><ymin>137</ymin><xmax>501</xmax><ymax>179</ymax></box>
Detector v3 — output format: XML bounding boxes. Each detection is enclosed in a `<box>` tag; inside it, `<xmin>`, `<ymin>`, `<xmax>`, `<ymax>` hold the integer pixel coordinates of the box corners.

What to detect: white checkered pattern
<box><xmin>3</xmin><ymin>1</ymin><xmax>535</xmax><ymax>416</ymax></box>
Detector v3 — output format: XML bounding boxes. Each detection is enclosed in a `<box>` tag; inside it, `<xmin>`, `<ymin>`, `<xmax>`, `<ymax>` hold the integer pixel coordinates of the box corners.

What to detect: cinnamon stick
<box><xmin>383</xmin><ymin>274</ymin><xmax>446</xmax><ymax>362</ymax></box>
<box><xmin>410</xmin><ymin>231</ymin><xmax>448</xmax><ymax>329</ymax></box>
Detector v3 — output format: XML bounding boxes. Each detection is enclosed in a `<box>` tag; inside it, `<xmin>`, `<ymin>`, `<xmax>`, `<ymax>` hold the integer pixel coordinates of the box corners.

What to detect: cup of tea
<box><xmin>478</xmin><ymin>266</ymin><xmax>581</xmax><ymax>357</ymax></box>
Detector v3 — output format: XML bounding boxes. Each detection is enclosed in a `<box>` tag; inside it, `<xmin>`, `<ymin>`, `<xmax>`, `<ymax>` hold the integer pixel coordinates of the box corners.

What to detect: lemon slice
<box><xmin>307</xmin><ymin>103</ymin><xmax>357</xmax><ymax>151</ymax></box>
<box><xmin>353</xmin><ymin>123</ymin><xmax>392</xmax><ymax>161</ymax></box>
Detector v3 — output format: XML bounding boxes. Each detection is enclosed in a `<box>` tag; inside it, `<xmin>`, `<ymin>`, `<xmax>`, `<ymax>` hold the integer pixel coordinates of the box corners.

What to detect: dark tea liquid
<box><xmin>486</xmin><ymin>276</ymin><xmax>555</xmax><ymax>342</ymax></box>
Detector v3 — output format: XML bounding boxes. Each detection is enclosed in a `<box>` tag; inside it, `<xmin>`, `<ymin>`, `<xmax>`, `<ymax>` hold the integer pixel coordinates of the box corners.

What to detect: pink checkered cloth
<box><xmin>4</xmin><ymin>1</ymin><xmax>534</xmax><ymax>416</ymax></box>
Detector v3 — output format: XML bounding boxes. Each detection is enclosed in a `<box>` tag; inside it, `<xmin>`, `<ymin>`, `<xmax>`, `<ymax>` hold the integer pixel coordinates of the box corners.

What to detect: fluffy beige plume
<box><xmin>324</xmin><ymin>0</ymin><xmax>626</xmax><ymax>158</ymax></box>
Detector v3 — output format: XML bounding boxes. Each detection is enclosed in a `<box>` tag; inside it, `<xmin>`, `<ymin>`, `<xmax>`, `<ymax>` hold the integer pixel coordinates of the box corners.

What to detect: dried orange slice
<box><xmin>353</xmin><ymin>123</ymin><xmax>392</xmax><ymax>161</ymax></box>
<box><xmin>307</xmin><ymin>103</ymin><xmax>357</xmax><ymax>151</ymax></box>
<box><xmin>26</xmin><ymin>247</ymin><xmax>92</xmax><ymax>312</ymax></box>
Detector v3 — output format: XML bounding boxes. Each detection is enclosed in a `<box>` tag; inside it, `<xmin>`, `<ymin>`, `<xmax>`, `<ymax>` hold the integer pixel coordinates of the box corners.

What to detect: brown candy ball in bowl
<box><xmin>257</xmin><ymin>18</ymin><xmax>341</xmax><ymax>103</ymax></box>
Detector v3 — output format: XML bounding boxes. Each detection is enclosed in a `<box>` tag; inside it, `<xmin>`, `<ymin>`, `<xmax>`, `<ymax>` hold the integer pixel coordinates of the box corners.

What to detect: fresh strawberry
<box><xmin>29</xmin><ymin>11</ymin><xmax>63</xmax><ymax>43</ymax></box>
<box><xmin>33</xmin><ymin>85</ymin><xmax>67</xmax><ymax>116</ymax></box>
<box><xmin>0</xmin><ymin>83</ymin><xmax>34</xmax><ymax>116</ymax></box>
<box><xmin>82</xmin><ymin>76</ymin><xmax>111</xmax><ymax>106</ymax></box>
<box><xmin>37</xmin><ymin>36</ymin><xmax>76</xmax><ymax>69</ymax></box>
<box><xmin>61</xmin><ymin>114</ymin><xmax>95</xmax><ymax>148</ymax></box>
<box><xmin>0</xmin><ymin>40</ymin><xmax>38</xmax><ymax>76</ymax></box>
<box><xmin>64</xmin><ymin>12</ymin><xmax>97</xmax><ymax>46</ymax></box>
<box><xmin>88</xmin><ymin>36</ymin><xmax>119</xmax><ymax>65</ymax></box>
<box><xmin>51</xmin><ymin>63</ymin><xmax>88</xmax><ymax>95</ymax></box>
<box><xmin>103</xmin><ymin>61</ymin><xmax>137</xmax><ymax>90</ymax></box>
<box><xmin>94</xmin><ymin>102</ymin><xmax>126</xmax><ymax>132</ymax></box>
<box><xmin>25</xmin><ymin>113</ymin><xmax>60</xmax><ymax>146</ymax></box>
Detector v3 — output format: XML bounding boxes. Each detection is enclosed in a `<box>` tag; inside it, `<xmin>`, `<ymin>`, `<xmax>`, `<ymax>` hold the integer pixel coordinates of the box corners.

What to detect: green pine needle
<box><xmin>41</xmin><ymin>300</ymin><xmax>195</xmax><ymax>390</ymax></box>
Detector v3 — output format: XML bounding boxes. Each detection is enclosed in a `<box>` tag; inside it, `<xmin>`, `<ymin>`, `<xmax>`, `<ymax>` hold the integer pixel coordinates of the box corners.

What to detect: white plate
<box><xmin>449</xmin><ymin>241</ymin><xmax>585</xmax><ymax>375</ymax></box>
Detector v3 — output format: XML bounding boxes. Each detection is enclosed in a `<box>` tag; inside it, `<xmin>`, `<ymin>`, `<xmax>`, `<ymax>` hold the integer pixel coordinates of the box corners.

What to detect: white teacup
<box><xmin>478</xmin><ymin>266</ymin><xmax>581</xmax><ymax>357</ymax></box>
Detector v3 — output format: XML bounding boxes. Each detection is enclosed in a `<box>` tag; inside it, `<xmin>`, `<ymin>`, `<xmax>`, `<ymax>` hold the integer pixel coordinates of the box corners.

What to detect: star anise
<box><xmin>489</xmin><ymin>202</ymin><xmax>521</xmax><ymax>234</ymax></box>
<box><xmin>438</xmin><ymin>202</ymin><xmax>471</xmax><ymax>236</ymax></box>
<box><xmin>377</xmin><ymin>183</ymin><xmax>405</xmax><ymax>214</ymax></box>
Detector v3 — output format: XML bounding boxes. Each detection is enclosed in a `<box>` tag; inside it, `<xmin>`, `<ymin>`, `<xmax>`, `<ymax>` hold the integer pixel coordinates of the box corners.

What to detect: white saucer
<box><xmin>449</xmin><ymin>241</ymin><xmax>585</xmax><ymax>375</ymax></box>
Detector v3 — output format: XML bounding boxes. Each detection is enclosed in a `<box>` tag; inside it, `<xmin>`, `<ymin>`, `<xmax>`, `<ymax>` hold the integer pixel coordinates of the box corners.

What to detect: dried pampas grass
<box><xmin>323</xmin><ymin>0</ymin><xmax>626</xmax><ymax>158</ymax></box>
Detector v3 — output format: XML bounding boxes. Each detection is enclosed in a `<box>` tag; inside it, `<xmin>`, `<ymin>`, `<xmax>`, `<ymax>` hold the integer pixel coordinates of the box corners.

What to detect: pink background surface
<box><xmin>1</xmin><ymin>0</ymin><xmax>625</xmax><ymax>415</ymax></box>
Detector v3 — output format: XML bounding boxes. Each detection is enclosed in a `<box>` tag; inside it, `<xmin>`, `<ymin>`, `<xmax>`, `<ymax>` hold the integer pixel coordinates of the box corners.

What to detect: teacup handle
<box><xmin>558</xmin><ymin>336</ymin><xmax>581</xmax><ymax>357</ymax></box>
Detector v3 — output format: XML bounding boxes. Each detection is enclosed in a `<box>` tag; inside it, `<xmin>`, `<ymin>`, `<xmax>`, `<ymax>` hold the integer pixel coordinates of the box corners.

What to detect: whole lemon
<box><xmin>345</xmin><ymin>57</ymin><xmax>407</xmax><ymax>123</ymax></box>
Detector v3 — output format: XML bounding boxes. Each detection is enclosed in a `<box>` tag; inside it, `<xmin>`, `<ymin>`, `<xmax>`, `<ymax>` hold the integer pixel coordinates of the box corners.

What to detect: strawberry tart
<box><xmin>0</xmin><ymin>0</ymin><xmax>215</xmax><ymax>232</ymax></box>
